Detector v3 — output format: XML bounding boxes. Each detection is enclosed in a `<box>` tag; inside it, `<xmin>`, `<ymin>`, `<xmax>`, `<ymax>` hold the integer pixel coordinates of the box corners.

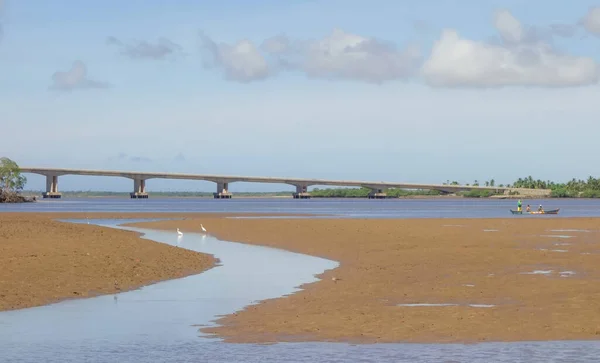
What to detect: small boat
<box><xmin>509</xmin><ymin>208</ymin><xmax>560</xmax><ymax>215</ymax></box>
<box><xmin>530</xmin><ymin>208</ymin><xmax>560</xmax><ymax>215</ymax></box>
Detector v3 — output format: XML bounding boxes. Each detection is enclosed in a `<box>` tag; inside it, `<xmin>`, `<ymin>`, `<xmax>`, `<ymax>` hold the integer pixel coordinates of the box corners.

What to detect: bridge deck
<box><xmin>19</xmin><ymin>167</ymin><xmax>549</xmax><ymax>194</ymax></box>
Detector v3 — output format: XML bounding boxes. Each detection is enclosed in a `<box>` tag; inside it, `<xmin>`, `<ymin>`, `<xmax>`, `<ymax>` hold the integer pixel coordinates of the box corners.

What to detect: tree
<box><xmin>0</xmin><ymin>157</ymin><xmax>27</xmax><ymax>202</ymax></box>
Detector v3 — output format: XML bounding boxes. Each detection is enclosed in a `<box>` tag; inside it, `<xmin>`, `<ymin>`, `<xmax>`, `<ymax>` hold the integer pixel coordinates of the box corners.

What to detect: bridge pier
<box><xmin>366</xmin><ymin>186</ymin><xmax>388</xmax><ymax>199</ymax></box>
<box><xmin>43</xmin><ymin>175</ymin><xmax>62</xmax><ymax>198</ymax></box>
<box><xmin>130</xmin><ymin>178</ymin><xmax>149</xmax><ymax>199</ymax></box>
<box><xmin>292</xmin><ymin>185</ymin><xmax>311</xmax><ymax>199</ymax></box>
<box><xmin>214</xmin><ymin>181</ymin><xmax>232</xmax><ymax>199</ymax></box>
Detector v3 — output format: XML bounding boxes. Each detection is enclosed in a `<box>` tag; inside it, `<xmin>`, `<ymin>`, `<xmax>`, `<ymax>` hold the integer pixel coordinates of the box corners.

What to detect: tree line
<box><xmin>312</xmin><ymin>176</ymin><xmax>600</xmax><ymax>198</ymax></box>
<box><xmin>510</xmin><ymin>176</ymin><xmax>600</xmax><ymax>198</ymax></box>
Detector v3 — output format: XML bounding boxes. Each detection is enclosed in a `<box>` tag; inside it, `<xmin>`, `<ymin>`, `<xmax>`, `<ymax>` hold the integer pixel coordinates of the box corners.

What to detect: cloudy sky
<box><xmin>2</xmin><ymin>0</ymin><xmax>600</xmax><ymax>192</ymax></box>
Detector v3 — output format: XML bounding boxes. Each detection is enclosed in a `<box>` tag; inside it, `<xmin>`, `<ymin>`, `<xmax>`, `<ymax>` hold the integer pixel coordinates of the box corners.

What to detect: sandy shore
<box><xmin>129</xmin><ymin>216</ymin><xmax>600</xmax><ymax>344</ymax></box>
<box><xmin>0</xmin><ymin>212</ymin><xmax>223</xmax><ymax>311</ymax></box>
<box><xmin>4</xmin><ymin>212</ymin><xmax>600</xmax><ymax>344</ymax></box>
<box><xmin>0</xmin><ymin>212</ymin><xmax>312</xmax><ymax>311</ymax></box>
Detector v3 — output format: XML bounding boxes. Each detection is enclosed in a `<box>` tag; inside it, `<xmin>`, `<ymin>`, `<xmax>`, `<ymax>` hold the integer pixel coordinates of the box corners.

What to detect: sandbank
<box><xmin>130</xmin><ymin>216</ymin><xmax>600</xmax><ymax>344</ymax></box>
<box><xmin>0</xmin><ymin>212</ymin><xmax>311</xmax><ymax>311</ymax></box>
<box><xmin>4</xmin><ymin>212</ymin><xmax>600</xmax><ymax>345</ymax></box>
<box><xmin>0</xmin><ymin>212</ymin><xmax>219</xmax><ymax>311</ymax></box>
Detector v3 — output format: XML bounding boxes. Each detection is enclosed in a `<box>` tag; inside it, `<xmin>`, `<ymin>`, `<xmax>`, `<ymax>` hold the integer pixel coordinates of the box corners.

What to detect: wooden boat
<box><xmin>510</xmin><ymin>208</ymin><xmax>560</xmax><ymax>215</ymax></box>
<box><xmin>530</xmin><ymin>208</ymin><xmax>560</xmax><ymax>215</ymax></box>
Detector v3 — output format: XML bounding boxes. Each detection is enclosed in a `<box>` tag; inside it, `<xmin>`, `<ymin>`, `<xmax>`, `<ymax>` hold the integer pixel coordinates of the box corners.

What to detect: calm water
<box><xmin>2</xmin><ymin>197</ymin><xmax>600</xmax><ymax>218</ymax></box>
<box><xmin>0</xmin><ymin>219</ymin><xmax>338</xmax><ymax>363</ymax></box>
<box><xmin>2</xmin><ymin>202</ymin><xmax>600</xmax><ymax>362</ymax></box>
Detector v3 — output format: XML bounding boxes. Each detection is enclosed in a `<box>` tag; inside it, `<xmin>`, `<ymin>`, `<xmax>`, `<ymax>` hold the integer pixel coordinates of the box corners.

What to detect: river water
<box><xmin>2</xmin><ymin>197</ymin><xmax>600</xmax><ymax>218</ymax></box>
<box><xmin>2</xmin><ymin>199</ymin><xmax>600</xmax><ymax>362</ymax></box>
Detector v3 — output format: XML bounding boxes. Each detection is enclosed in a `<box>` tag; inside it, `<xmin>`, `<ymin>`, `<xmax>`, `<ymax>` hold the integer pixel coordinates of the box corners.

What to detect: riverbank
<box><xmin>129</xmin><ymin>216</ymin><xmax>600</xmax><ymax>344</ymax></box>
<box><xmin>0</xmin><ymin>212</ymin><xmax>314</xmax><ymax>311</ymax></box>
<box><xmin>4</xmin><ymin>212</ymin><xmax>600</xmax><ymax>344</ymax></box>
<box><xmin>0</xmin><ymin>212</ymin><xmax>221</xmax><ymax>311</ymax></box>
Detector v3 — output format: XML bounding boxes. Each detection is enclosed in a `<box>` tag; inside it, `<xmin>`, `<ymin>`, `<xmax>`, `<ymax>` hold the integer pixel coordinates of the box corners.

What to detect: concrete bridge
<box><xmin>19</xmin><ymin>167</ymin><xmax>550</xmax><ymax>199</ymax></box>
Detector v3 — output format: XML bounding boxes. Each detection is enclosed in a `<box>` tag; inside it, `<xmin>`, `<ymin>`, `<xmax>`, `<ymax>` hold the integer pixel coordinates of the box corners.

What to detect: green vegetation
<box><xmin>310</xmin><ymin>187</ymin><xmax>441</xmax><ymax>198</ymax></box>
<box><xmin>309</xmin><ymin>175</ymin><xmax>600</xmax><ymax>199</ymax></box>
<box><xmin>0</xmin><ymin>157</ymin><xmax>30</xmax><ymax>203</ymax></box>
<box><xmin>458</xmin><ymin>190</ymin><xmax>498</xmax><ymax>198</ymax></box>
<box><xmin>446</xmin><ymin>176</ymin><xmax>600</xmax><ymax>198</ymax></box>
<box><xmin>511</xmin><ymin>176</ymin><xmax>600</xmax><ymax>198</ymax></box>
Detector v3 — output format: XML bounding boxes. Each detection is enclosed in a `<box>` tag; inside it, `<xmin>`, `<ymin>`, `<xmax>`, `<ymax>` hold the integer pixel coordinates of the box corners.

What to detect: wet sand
<box><xmin>130</xmin><ymin>216</ymin><xmax>600</xmax><ymax>344</ymax></box>
<box><xmin>0</xmin><ymin>212</ymin><xmax>311</xmax><ymax>311</ymax></box>
<box><xmin>4</xmin><ymin>212</ymin><xmax>600</xmax><ymax>344</ymax></box>
<box><xmin>0</xmin><ymin>212</ymin><xmax>221</xmax><ymax>311</ymax></box>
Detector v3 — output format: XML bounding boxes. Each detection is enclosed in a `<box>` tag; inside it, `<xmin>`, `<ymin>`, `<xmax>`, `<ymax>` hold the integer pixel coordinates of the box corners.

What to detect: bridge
<box><xmin>19</xmin><ymin>167</ymin><xmax>550</xmax><ymax>199</ymax></box>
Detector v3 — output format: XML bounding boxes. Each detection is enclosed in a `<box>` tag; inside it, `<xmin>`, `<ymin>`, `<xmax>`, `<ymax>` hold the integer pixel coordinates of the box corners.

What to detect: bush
<box><xmin>461</xmin><ymin>190</ymin><xmax>497</xmax><ymax>198</ymax></box>
<box><xmin>0</xmin><ymin>190</ymin><xmax>29</xmax><ymax>203</ymax></box>
<box><xmin>0</xmin><ymin>157</ymin><xmax>28</xmax><ymax>203</ymax></box>
<box><xmin>580</xmin><ymin>189</ymin><xmax>600</xmax><ymax>198</ymax></box>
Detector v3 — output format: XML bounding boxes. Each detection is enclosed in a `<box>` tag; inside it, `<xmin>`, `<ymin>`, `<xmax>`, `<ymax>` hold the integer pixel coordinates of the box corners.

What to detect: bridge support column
<box><xmin>214</xmin><ymin>181</ymin><xmax>232</xmax><ymax>199</ymax></box>
<box><xmin>130</xmin><ymin>178</ymin><xmax>149</xmax><ymax>199</ymax></box>
<box><xmin>292</xmin><ymin>185</ymin><xmax>311</xmax><ymax>199</ymax></box>
<box><xmin>367</xmin><ymin>187</ymin><xmax>387</xmax><ymax>199</ymax></box>
<box><xmin>42</xmin><ymin>175</ymin><xmax>62</xmax><ymax>199</ymax></box>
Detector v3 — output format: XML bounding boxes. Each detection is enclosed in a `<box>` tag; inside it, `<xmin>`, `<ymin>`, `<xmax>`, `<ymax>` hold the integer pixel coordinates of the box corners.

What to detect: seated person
<box><xmin>526</xmin><ymin>204</ymin><xmax>531</xmax><ymax>212</ymax></box>
<box><xmin>538</xmin><ymin>204</ymin><xmax>544</xmax><ymax>212</ymax></box>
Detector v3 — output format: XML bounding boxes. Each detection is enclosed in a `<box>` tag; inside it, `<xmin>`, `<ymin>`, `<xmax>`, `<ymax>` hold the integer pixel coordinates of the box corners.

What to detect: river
<box><xmin>2</xmin><ymin>197</ymin><xmax>600</xmax><ymax>218</ymax></box>
<box><xmin>2</xmin><ymin>199</ymin><xmax>600</xmax><ymax>362</ymax></box>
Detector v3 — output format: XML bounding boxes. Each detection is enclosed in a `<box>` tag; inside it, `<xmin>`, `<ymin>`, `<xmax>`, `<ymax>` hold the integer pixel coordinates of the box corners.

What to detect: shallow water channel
<box><xmin>1</xmin><ymin>219</ymin><xmax>600</xmax><ymax>362</ymax></box>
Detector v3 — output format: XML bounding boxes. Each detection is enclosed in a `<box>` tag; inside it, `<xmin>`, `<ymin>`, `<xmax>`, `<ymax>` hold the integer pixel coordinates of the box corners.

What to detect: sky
<box><xmin>2</xmin><ymin>0</ymin><xmax>600</xmax><ymax>192</ymax></box>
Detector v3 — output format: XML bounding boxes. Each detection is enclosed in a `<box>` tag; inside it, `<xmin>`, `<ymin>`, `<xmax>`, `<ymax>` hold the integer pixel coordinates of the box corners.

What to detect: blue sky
<box><xmin>2</xmin><ymin>0</ymin><xmax>600</xmax><ymax>192</ymax></box>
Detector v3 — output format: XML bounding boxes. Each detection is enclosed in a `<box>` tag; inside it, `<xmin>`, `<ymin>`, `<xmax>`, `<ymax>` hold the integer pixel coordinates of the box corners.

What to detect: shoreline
<box><xmin>129</xmin><ymin>215</ymin><xmax>600</xmax><ymax>344</ymax></box>
<box><xmin>3</xmin><ymin>212</ymin><xmax>600</xmax><ymax>345</ymax></box>
<box><xmin>0</xmin><ymin>212</ymin><xmax>313</xmax><ymax>312</ymax></box>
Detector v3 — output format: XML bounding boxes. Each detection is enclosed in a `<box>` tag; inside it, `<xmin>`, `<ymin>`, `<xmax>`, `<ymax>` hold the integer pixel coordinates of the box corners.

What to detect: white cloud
<box><xmin>260</xmin><ymin>34</ymin><xmax>290</xmax><ymax>54</ymax></box>
<box><xmin>494</xmin><ymin>9</ymin><xmax>524</xmax><ymax>44</ymax></box>
<box><xmin>199</xmin><ymin>28</ymin><xmax>421</xmax><ymax>83</ymax></box>
<box><xmin>106</xmin><ymin>36</ymin><xmax>183</xmax><ymax>60</ymax></box>
<box><xmin>293</xmin><ymin>28</ymin><xmax>421</xmax><ymax>83</ymax></box>
<box><xmin>49</xmin><ymin>61</ymin><xmax>110</xmax><ymax>91</ymax></box>
<box><xmin>199</xmin><ymin>32</ymin><xmax>271</xmax><ymax>82</ymax></box>
<box><xmin>421</xmin><ymin>10</ymin><xmax>599</xmax><ymax>88</ymax></box>
<box><xmin>582</xmin><ymin>7</ymin><xmax>600</xmax><ymax>35</ymax></box>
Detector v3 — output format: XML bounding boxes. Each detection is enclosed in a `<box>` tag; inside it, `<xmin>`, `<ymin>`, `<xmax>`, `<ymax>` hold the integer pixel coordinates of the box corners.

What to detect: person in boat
<box><xmin>517</xmin><ymin>199</ymin><xmax>522</xmax><ymax>212</ymax></box>
<box><xmin>526</xmin><ymin>204</ymin><xmax>531</xmax><ymax>212</ymax></box>
<box><xmin>538</xmin><ymin>204</ymin><xmax>544</xmax><ymax>212</ymax></box>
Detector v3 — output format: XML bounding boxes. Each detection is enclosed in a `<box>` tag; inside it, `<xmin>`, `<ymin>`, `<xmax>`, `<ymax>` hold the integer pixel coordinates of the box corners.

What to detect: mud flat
<box><xmin>130</xmin><ymin>216</ymin><xmax>600</xmax><ymax>344</ymax></box>
<box><xmin>0</xmin><ymin>213</ymin><xmax>221</xmax><ymax>311</ymax></box>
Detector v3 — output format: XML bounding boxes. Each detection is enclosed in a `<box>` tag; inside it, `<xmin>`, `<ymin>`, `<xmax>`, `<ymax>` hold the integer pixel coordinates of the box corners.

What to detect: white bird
<box><xmin>201</xmin><ymin>224</ymin><xmax>207</xmax><ymax>233</ymax></box>
<box><xmin>177</xmin><ymin>228</ymin><xmax>183</xmax><ymax>236</ymax></box>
